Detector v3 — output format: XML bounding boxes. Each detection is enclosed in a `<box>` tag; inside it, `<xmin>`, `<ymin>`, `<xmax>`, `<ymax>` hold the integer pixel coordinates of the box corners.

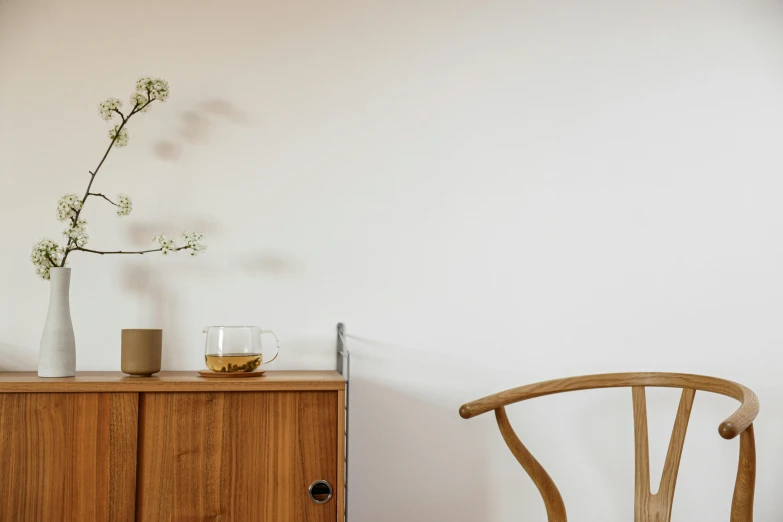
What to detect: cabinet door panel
<box><xmin>137</xmin><ymin>391</ymin><xmax>337</xmax><ymax>522</ymax></box>
<box><xmin>0</xmin><ymin>392</ymin><xmax>138</xmax><ymax>522</ymax></box>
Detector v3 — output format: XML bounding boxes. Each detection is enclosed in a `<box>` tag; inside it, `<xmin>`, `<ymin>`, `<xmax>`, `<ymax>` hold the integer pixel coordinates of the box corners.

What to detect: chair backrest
<box><xmin>459</xmin><ymin>373</ymin><xmax>759</xmax><ymax>522</ymax></box>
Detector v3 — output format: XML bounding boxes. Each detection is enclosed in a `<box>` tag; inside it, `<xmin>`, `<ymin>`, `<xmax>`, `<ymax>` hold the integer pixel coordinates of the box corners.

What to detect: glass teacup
<box><xmin>203</xmin><ymin>326</ymin><xmax>279</xmax><ymax>372</ymax></box>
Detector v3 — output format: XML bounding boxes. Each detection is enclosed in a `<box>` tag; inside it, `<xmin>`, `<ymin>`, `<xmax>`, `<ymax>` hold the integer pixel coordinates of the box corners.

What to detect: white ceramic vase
<box><xmin>38</xmin><ymin>267</ymin><xmax>76</xmax><ymax>377</ymax></box>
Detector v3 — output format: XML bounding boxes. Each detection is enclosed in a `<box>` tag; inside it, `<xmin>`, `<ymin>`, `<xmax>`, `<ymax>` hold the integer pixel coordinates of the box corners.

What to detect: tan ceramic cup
<box><xmin>121</xmin><ymin>329</ymin><xmax>162</xmax><ymax>377</ymax></box>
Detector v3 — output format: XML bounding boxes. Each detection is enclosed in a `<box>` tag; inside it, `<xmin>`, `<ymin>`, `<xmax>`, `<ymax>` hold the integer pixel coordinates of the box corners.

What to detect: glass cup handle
<box><xmin>260</xmin><ymin>330</ymin><xmax>279</xmax><ymax>364</ymax></box>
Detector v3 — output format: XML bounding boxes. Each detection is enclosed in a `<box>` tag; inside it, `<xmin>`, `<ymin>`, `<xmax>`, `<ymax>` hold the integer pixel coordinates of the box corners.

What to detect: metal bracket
<box><xmin>336</xmin><ymin>323</ymin><xmax>350</xmax><ymax>522</ymax></box>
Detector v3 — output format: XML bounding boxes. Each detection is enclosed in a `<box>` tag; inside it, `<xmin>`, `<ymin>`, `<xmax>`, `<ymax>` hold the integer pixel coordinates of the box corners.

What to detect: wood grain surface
<box><xmin>136</xmin><ymin>391</ymin><xmax>338</xmax><ymax>522</ymax></box>
<box><xmin>496</xmin><ymin>406</ymin><xmax>566</xmax><ymax>522</ymax></box>
<box><xmin>731</xmin><ymin>425</ymin><xmax>756</xmax><ymax>522</ymax></box>
<box><xmin>461</xmin><ymin>373</ymin><xmax>759</xmax><ymax>522</ymax></box>
<box><xmin>0</xmin><ymin>371</ymin><xmax>345</xmax><ymax>393</ymax></box>
<box><xmin>459</xmin><ymin>372</ymin><xmax>758</xmax><ymax>440</ymax></box>
<box><xmin>633</xmin><ymin>387</ymin><xmax>695</xmax><ymax>522</ymax></box>
<box><xmin>0</xmin><ymin>392</ymin><xmax>138</xmax><ymax>522</ymax></box>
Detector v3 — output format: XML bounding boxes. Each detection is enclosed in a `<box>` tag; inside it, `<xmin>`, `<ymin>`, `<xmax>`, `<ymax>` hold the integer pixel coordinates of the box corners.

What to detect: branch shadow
<box><xmin>153</xmin><ymin>99</ymin><xmax>253</xmax><ymax>162</ymax></box>
<box><xmin>154</xmin><ymin>141</ymin><xmax>182</xmax><ymax>161</ymax></box>
<box><xmin>123</xmin><ymin>218</ymin><xmax>223</xmax><ymax>247</ymax></box>
<box><xmin>119</xmin><ymin>264</ymin><xmax>183</xmax><ymax>371</ymax></box>
<box><xmin>116</xmin><ymin>215</ymin><xmax>225</xmax><ymax>369</ymax></box>
<box><xmin>200</xmin><ymin>99</ymin><xmax>252</xmax><ymax>125</ymax></box>
<box><xmin>236</xmin><ymin>250</ymin><xmax>303</xmax><ymax>277</ymax></box>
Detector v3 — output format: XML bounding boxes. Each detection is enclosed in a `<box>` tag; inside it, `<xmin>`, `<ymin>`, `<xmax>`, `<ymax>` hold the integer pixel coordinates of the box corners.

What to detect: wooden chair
<box><xmin>459</xmin><ymin>373</ymin><xmax>759</xmax><ymax>522</ymax></box>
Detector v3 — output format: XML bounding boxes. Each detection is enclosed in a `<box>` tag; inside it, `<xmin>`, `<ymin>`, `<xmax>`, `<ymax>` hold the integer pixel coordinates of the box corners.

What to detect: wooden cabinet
<box><xmin>0</xmin><ymin>372</ymin><xmax>345</xmax><ymax>522</ymax></box>
<box><xmin>0</xmin><ymin>392</ymin><xmax>137</xmax><ymax>522</ymax></box>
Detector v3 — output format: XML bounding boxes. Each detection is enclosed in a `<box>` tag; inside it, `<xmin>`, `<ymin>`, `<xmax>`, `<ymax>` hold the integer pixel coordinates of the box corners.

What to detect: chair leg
<box><xmin>730</xmin><ymin>424</ymin><xmax>756</xmax><ymax>522</ymax></box>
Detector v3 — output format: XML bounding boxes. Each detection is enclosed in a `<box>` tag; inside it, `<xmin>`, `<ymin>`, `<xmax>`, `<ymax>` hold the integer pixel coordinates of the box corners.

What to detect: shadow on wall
<box><xmin>349</xmin><ymin>376</ymin><xmax>492</xmax><ymax>522</ymax></box>
<box><xmin>237</xmin><ymin>251</ymin><xmax>303</xmax><ymax>277</ymax></box>
<box><xmin>0</xmin><ymin>342</ymin><xmax>36</xmax><ymax>371</ymax></box>
<box><xmin>262</xmin><ymin>335</ymin><xmax>336</xmax><ymax>371</ymax></box>
<box><xmin>572</xmin><ymin>389</ymin><xmax>634</xmax><ymax>519</ymax></box>
<box><xmin>116</xmin><ymin>216</ymin><xmax>305</xmax><ymax>370</ymax></box>
<box><xmin>154</xmin><ymin>99</ymin><xmax>253</xmax><ymax>161</ymax></box>
<box><xmin>344</xmin><ymin>334</ymin><xmax>506</xmax><ymax>521</ymax></box>
<box><xmin>124</xmin><ymin>219</ymin><xmax>223</xmax><ymax>247</ymax></box>
<box><xmin>120</xmin><ymin>264</ymin><xmax>184</xmax><ymax>370</ymax></box>
<box><xmin>119</xmin><ymin>217</ymin><xmax>220</xmax><ymax>369</ymax></box>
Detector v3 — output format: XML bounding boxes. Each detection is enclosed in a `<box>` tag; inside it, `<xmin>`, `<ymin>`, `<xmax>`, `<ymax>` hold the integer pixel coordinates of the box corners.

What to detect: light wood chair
<box><xmin>459</xmin><ymin>373</ymin><xmax>759</xmax><ymax>522</ymax></box>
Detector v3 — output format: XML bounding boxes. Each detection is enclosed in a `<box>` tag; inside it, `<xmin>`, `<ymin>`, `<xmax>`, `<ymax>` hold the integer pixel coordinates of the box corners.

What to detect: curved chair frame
<box><xmin>459</xmin><ymin>372</ymin><xmax>759</xmax><ymax>522</ymax></box>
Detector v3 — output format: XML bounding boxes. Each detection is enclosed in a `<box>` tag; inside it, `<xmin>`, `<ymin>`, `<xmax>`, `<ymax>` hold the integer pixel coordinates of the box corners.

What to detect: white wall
<box><xmin>2</xmin><ymin>0</ymin><xmax>783</xmax><ymax>519</ymax></box>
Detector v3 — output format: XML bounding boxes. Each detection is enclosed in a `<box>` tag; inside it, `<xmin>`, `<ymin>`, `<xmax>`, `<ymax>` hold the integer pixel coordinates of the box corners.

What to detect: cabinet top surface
<box><xmin>0</xmin><ymin>371</ymin><xmax>345</xmax><ymax>392</ymax></box>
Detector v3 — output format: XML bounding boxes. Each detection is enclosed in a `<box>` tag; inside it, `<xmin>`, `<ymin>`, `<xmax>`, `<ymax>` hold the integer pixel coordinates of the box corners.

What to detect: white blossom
<box><xmin>56</xmin><ymin>193</ymin><xmax>82</xmax><ymax>222</ymax></box>
<box><xmin>183</xmin><ymin>231</ymin><xmax>207</xmax><ymax>256</ymax></box>
<box><xmin>130</xmin><ymin>77</ymin><xmax>169</xmax><ymax>112</ymax></box>
<box><xmin>136</xmin><ymin>77</ymin><xmax>169</xmax><ymax>102</ymax></box>
<box><xmin>129</xmin><ymin>92</ymin><xmax>149</xmax><ymax>112</ymax></box>
<box><xmin>116</xmin><ymin>194</ymin><xmax>132</xmax><ymax>217</ymax></box>
<box><xmin>63</xmin><ymin>219</ymin><xmax>89</xmax><ymax>247</ymax></box>
<box><xmin>30</xmin><ymin>238</ymin><xmax>64</xmax><ymax>280</ymax></box>
<box><xmin>109</xmin><ymin>125</ymin><xmax>129</xmax><ymax>147</ymax></box>
<box><xmin>153</xmin><ymin>234</ymin><xmax>177</xmax><ymax>255</ymax></box>
<box><xmin>98</xmin><ymin>98</ymin><xmax>123</xmax><ymax>121</ymax></box>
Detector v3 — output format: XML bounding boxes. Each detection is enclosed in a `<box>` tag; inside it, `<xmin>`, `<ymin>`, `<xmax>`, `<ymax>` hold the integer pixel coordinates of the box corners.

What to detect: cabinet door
<box><xmin>137</xmin><ymin>391</ymin><xmax>338</xmax><ymax>522</ymax></box>
<box><xmin>0</xmin><ymin>392</ymin><xmax>138</xmax><ymax>522</ymax></box>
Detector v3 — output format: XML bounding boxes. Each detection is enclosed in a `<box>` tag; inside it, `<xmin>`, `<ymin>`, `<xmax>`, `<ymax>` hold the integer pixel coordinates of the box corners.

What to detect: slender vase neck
<box><xmin>49</xmin><ymin>268</ymin><xmax>72</xmax><ymax>294</ymax></box>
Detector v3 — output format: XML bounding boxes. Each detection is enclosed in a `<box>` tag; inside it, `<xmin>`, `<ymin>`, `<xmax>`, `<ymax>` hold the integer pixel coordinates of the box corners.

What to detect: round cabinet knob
<box><xmin>308</xmin><ymin>480</ymin><xmax>333</xmax><ymax>504</ymax></box>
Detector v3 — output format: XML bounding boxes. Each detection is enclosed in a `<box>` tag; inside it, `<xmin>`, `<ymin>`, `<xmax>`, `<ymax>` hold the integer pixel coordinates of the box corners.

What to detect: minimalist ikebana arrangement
<box><xmin>31</xmin><ymin>77</ymin><xmax>206</xmax><ymax>377</ymax></box>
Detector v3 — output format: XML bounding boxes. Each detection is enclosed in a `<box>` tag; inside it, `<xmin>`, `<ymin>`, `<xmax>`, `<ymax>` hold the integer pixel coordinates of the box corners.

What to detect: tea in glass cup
<box><xmin>202</xmin><ymin>326</ymin><xmax>279</xmax><ymax>373</ymax></box>
<box><xmin>205</xmin><ymin>353</ymin><xmax>262</xmax><ymax>373</ymax></box>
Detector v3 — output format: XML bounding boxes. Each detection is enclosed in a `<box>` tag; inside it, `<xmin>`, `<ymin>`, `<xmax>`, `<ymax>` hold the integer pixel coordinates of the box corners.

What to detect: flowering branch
<box><xmin>72</xmin><ymin>246</ymin><xmax>188</xmax><ymax>255</ymax></box>
<box><xmin>59</xmin><ymin>98</ymin><xmax>151</xmax><ymax>265</ymax></box>
<box><xmin>31</xmin><ymin>78</ymin><xmax>206</xmax><ymax>280</ymax></box>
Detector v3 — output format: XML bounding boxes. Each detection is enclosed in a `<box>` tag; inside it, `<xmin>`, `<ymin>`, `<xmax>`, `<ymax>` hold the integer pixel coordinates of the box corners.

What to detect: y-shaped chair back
<box><xmin>459</xmin><ymin>373</ymin><xmax>759</xmax><ymax>522</ymax></box>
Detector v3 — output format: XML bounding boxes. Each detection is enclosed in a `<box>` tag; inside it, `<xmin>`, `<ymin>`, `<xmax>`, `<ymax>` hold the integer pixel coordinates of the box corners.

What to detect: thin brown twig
<box><xmin>88</xmin><ymin>193</ymin><xmax>118</xmax><ymax>206</ymax></box>
<box><xmin>71</xmin><ymin>245</ymin><xmax>188</xmax><ymax>255</ymax></box>
<box><xmin>59</xmin><ymin>96</ymin><xmax>156</xmax><ymax>266</ymax></box>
